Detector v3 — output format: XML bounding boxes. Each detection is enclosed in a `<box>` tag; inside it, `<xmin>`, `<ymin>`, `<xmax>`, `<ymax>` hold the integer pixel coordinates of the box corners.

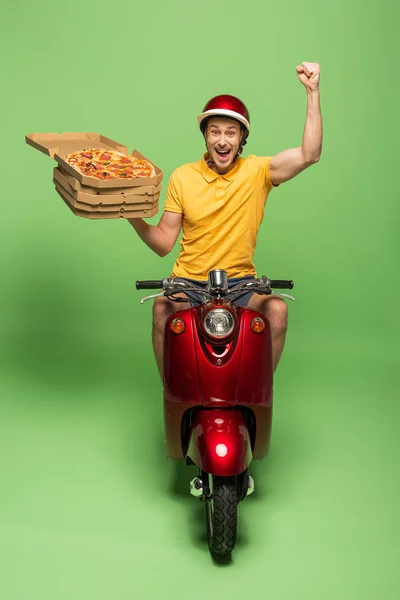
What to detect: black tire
<box><xmin>206</xmin><ymin>475</ymin><xmax>238</xmax><ymax>556</ymax></box>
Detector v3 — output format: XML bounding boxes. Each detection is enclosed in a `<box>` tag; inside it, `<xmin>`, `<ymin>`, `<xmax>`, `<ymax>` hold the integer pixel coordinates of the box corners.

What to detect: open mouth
<box><xmin>215</xmin><ymin>149</ymin><xmax>231</xmax><ymax>161</ymax></box>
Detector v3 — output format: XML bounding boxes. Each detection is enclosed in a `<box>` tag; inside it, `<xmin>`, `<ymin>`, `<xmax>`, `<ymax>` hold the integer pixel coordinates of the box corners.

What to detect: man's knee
<box><xmin>263</xmin><ymin>298</ymin><xmax>288</xmax><ymax>334</ymax></box>
<box><xmin>153</xmin><ymin>297</ymin><xmax>169</xmax><ymax>327</ymax></box>
<box><xmin>152</xmin><ymin>297</ymin><xmax>178</xmax><ymax>333</ymax></box>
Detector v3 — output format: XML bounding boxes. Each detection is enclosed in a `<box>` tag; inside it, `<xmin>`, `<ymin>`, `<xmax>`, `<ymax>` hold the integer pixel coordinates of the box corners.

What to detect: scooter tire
<box><xmin>206</xmin><ymin>476</ymin><xmax>238</xmax><ymax>557</ymax></box>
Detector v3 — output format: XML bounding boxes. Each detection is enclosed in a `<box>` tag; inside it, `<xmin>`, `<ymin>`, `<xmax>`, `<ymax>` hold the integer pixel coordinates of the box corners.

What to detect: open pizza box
<box><xmin>55</xmin><ymin>183</ymin><xmax>159</xmax><ymax>220</ymax></box>
<box><xmin>26</xmin><ymin>132</ymin><xmax>163</xmax><ymax>189</ymax></box>
<box><xmin>59</xmin><ymin>167</ymin><xmax>162</xmax><ymax>196</ymax></box>
<box><xmin>54</xmin><ymin>168</ymin><xmax>160</xmax><ymax>207</ymax></box>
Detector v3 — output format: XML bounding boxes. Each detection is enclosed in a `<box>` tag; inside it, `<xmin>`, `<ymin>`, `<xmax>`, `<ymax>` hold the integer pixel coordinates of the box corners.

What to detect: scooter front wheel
<box><xmin>206</xmin><ymin>474</ymin><xmax>237</xmax><ymax>557</ymax></box>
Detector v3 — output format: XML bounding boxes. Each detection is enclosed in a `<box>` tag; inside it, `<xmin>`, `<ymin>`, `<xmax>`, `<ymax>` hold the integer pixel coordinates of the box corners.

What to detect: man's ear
<box><xmin>237</xmin><ymin>132</ymin><xmax>247</xmax><ymax>155</ymax></box>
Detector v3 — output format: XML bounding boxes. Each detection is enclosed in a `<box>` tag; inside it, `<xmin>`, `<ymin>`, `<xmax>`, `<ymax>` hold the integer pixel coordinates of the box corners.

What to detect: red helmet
<box><xmin>197</xmin><ymin>94</ymin><xmax>250</xmax><ymax>134</ymax></box>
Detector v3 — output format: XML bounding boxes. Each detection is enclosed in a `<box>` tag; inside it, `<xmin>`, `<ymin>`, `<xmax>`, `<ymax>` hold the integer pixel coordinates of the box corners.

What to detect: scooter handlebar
<box><xmin>269</xmin><ymin>280</ymin><xmax>294</xmax><ymax>290</ymax></box>
<box><xmin>135</xmin><ymin>277</ymin><xmax>294</xmax><ymax>292</ymax></box>
<box><xmin>136</xmin><ymin>280</ymin><xmax>163</xmax><ymax>290</ymax></box>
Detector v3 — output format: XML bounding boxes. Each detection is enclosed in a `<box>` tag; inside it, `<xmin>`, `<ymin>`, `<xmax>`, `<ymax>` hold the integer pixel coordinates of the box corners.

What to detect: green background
<box><xmin>1</xmin><ymin>0</ymin><xmax>399</xmax><ymax>597</ymax></box>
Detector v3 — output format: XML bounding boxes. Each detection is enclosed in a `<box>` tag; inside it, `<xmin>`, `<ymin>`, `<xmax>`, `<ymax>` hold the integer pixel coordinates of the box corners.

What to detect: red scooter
<box><xmin>136</xmin><ymin>269</ymin><xmax>294</xmax><ymax>557</ymax></box>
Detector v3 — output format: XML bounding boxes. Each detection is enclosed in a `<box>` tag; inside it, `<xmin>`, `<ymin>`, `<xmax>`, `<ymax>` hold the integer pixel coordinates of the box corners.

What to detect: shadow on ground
<box><xmin>2</xmin><ymin>248</ymin><xmax>154</xmax><ymax>400</ymax></box>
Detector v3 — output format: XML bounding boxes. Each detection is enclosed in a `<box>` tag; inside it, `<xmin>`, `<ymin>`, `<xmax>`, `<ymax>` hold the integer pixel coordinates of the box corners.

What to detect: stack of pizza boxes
<box><xmin>25</xmin><ymin>133</ymin><xmax>162</xmax><ymax>219</ymax></box>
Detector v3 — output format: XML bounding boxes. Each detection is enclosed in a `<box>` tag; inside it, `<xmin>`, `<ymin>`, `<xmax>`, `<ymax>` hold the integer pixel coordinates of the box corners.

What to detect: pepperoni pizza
<box><xmin>65</xmin><ymin>148</ymin><xmax>155</xmax><ymax>181</ymax></box>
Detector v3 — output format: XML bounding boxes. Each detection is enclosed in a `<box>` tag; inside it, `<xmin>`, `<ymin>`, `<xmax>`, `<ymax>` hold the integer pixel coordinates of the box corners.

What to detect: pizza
<box><xmin>64</xmin><ymin>148</ymin><xmax>155</xmax><ymax>180</ymax></box>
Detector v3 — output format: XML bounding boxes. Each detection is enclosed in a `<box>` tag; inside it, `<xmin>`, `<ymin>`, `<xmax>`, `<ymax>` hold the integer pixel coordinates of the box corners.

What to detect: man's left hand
<box><xmin>296</xmin><ymin>62</ymin><xmax>320</xmax><ymax>92</ymax></box>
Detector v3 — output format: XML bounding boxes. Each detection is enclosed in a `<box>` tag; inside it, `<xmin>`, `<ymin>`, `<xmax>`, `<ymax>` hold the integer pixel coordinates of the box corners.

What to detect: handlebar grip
<box><xmin>269</xmin><ymin>280</ymin><xmax>294</xmax><ymax>290</ymax></box>
<box><xmin>136</xmin><ymin>280</ymin><xmax>163</xmax><ymax>290</ymax></box>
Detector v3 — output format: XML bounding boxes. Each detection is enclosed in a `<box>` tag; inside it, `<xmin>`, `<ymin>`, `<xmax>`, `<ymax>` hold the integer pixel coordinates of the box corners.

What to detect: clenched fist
<box><xmin>296</xmin><ymin>62</ymin><xmax>320</xmax><ymax>92</ymax></box>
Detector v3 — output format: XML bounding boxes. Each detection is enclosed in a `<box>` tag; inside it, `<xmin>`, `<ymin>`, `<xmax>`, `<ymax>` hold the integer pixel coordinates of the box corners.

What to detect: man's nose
<box><xmin>218</xmin><ymin>135</ymin><xmax>227</xmax><ymax>146</ymax></box>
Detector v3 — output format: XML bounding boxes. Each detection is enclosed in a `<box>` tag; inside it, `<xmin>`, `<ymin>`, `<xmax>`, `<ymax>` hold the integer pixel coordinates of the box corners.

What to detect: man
<box><xmin>129</xmin><ymin>62</ymin><xmax>322</xmax><ymax>377</ymax></box>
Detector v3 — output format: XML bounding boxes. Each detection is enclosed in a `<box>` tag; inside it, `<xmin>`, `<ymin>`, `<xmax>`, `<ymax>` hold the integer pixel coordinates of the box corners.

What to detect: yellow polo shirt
<box><xmin>164</xmin><ymin>154</ymin><xmax>278</xmax><ymax>280</ymax></box>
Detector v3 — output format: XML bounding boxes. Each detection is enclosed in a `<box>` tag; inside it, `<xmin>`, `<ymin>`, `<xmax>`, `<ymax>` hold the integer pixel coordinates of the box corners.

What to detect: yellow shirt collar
<box><xmin>199</xmin><ymin>153</ymin><xmax>242</xmax><ymax>183</ymax></box>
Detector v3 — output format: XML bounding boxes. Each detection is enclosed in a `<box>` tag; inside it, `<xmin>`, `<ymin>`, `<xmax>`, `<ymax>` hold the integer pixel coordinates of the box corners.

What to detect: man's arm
<box><xmin>270</xmin><ymin>62</ymin><xmax>322</xmax><ymax>186</ymax></box>
<box><xmin>127</xmin><ymin>210</ymin><xmax>183</xmax><ymax>257</ymax></box>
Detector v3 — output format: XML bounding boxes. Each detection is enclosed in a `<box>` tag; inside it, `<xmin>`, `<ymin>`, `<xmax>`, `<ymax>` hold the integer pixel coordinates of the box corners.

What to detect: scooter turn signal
<box><xmin>170</xmin><ymin>318</ymin><xmax>185</xmax><ymax>334</ymax></box>
<box><xmin>250</xmin><ymin>317</ymin><xmax>265</xmax><ymax>333</ymax></box>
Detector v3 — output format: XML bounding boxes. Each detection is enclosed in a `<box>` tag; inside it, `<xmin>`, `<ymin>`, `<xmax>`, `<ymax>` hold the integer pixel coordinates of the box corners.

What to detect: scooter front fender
<box><xmin>186</xmin><ymin>410</ymin><xmax>252</xmax><ymax>477</ymax></box>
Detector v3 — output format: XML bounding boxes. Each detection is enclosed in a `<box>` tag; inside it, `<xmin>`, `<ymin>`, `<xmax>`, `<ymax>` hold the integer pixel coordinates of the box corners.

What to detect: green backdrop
<box><xmin>1</xmin><ymin>0</ymin><xmax>399</xmax><ymax>597</ymax></box>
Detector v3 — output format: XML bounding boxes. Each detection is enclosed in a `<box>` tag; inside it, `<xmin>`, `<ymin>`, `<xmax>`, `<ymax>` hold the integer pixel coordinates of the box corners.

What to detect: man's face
<box><xmin>204</xmin><ymin>118</ymin><xmax>243</xmax><ymax>174</ymax></box>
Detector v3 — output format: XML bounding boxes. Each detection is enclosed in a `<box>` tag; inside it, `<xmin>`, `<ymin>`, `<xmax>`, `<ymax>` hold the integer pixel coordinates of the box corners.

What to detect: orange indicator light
<box><xmin>250</xmin><ymin>317</ymin><xmax>265</xmax><ymax>333</ymax></box>
<box><xmin>170</xmin><ymin>318</ymin><xmax>186</xmax><ymax>334</ymax></box>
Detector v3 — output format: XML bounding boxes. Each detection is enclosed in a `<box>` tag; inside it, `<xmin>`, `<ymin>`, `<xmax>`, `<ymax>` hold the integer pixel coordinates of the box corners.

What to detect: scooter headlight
<box><xmin>203</xmin><ymin>308</ymin><xmax>235</xmax><ymax>339</ymax></box>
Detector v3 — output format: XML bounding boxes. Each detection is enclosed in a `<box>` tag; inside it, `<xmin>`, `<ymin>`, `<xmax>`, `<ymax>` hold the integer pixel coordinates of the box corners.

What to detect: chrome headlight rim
<box><xmin>202</xmin><ymin>306</ymin><xmax>236</xmax><ymax>340</ymax></box>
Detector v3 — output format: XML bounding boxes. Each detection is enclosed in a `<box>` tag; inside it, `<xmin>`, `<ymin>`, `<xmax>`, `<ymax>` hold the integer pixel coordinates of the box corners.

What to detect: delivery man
<box><xmin>129</xmin><ymin>62</ymin><xmax>322</xmax><ymax>377</ymax></box>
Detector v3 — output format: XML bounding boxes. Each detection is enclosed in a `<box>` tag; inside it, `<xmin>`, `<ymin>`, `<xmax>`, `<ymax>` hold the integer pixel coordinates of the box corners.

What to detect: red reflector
<box><xmin>215</xmin><ymin>443</ymin><xmax>228</xmax><ymax>457</ymax></box>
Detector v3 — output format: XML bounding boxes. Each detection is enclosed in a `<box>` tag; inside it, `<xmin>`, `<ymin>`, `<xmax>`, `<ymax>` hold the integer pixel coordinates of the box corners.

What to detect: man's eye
<box><xmin>211</xmin><ymin>130</ymin><xmax>219</xmax><ymax>135</ymax></box>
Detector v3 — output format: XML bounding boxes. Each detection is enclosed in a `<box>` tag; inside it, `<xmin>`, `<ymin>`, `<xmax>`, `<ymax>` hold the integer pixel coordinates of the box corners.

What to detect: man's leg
<box><xmin>246</xmin><ymin>294</ymin><xmax>288</xmax><ymax>372</ymax></box>
<box><xmin>152</xmin><ymin>296</ymin><xmax>190</xmax><ymax>379</ymax></box>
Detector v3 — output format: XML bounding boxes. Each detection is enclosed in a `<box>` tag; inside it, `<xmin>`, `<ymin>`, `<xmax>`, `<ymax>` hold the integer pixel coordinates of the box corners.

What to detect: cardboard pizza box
<box><xmin>55</xmin><ymin>183</ymin><xmax>159</xmax><ymax>220</ymax></box>
<box><xmin>53</xmin><ymin>167</ymin><xmax>160</xmax><ymax>206</ymax></box>
<box><xmin>26</xmin><ymin>132</ymin><xmax>128</xmax><ymax>158</ymax></box>
<box><xmin>54</xmin><ymin>178</ymin><xmax>157</xmax><ymax>213</ymax></box>
<box><xmin>58</xmin><ymin>166</ymin><xmax>162</xmax><ymax>196</ymax></box>
<box><xmin>54</xmin><ymin>168</ymin><xmax>160</xmax><ymax>207</ymax></box>
<box><xmin>26</xmin><ymin>132</ymin><xmax>163</xmax><ymax>189</ymax></box>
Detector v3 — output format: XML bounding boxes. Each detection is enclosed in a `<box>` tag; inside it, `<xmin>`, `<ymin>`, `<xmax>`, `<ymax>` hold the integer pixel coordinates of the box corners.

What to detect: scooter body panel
<box><xmin>186</xmin><ymin>409</ymin><xmax>252</xmax><ymax>477</ymax></box>
<box><xmin>163</xmin><ymin>308</ymin><xmax>202</xmax><ymax>460</ymax></box>
<box><xmin>163</xmin><ymin>304</ymin><xmax>274</xmax><ymax>461</ymax></box>
<box><xmin>192</xmin><ymin>306</ymin><xmax>273</xmax><ymax>408</ymax></box>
